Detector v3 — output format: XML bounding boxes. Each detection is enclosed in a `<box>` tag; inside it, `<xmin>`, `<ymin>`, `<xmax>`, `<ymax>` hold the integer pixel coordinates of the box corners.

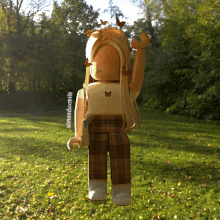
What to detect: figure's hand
<box><xmin>67</xmin><ymin>136</ymin><xmax>83</xmax><ymax>150</ymax></box>
<box><xmin>131</xmin><ymin>33</ymin><xmax>149</xmax><ymax>49</ymax></box>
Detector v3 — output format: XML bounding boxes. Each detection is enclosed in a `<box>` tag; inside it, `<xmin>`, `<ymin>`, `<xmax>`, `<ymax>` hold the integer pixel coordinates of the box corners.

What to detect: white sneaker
<box><xmin>89</xmin><ymin>180</ymin><xmax>107</xmax><ymax>201</ymax></box>
<box><xmin>113</xmin><ymin>193</ymin><xmax>132</xmax><ymax>206</ymax></box>
<box><xmin>112</xmin><ymin>184</ymin><xmax>131</xmax><ymax>206</ymax></box>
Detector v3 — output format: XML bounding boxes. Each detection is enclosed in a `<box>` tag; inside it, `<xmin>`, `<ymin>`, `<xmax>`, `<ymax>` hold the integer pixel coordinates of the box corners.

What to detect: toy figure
<box><xmin>67</xmin><ymin>27</ymin><xmax>149</xmax><ymax>206</ymax></box>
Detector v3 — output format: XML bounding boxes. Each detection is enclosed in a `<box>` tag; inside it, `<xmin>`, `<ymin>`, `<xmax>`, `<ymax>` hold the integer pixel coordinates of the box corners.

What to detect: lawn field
<box><xmin>0</xmin><ymin>107</ymin><xmax>220</xmax><ymax>219</ymax></box>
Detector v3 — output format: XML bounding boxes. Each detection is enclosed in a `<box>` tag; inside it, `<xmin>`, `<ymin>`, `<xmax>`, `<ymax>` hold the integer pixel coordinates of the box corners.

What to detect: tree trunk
<box><xmin>8</xmin><ymin>58</ymin><xmax>16</xmax><ymax>95</ymax></box>
<box><xmin>37</xmin><ymin>80</ymin><xmax>41</xmax><ymax>91</ymax></box>
<box><xmin>33</xmin><ymin>69</ymin><xmax>36</xmax><ymax>91</ymax></box>
<box><xmin>8</xmin><ymin>81</ymin><xmax>15</xmax><ymax>95</ymax></box>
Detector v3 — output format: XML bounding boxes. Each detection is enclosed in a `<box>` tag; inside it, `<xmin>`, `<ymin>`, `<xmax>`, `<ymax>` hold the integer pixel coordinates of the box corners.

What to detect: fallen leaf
<box><xmin>164</xmin><ymin>161</ymin><xmax>170</xmax><ymax>164</ymax></box>
<box><xmin>153</xmin><ymin>214</ymin><xmax>159</xmax><ymax>219</ymax></box>
<box><xmin>48</xmin><ymin>192</ymin><xmax>55</xmax><ymax>197</ymax></box>
<box><xmin>172</xmin><ymin>166</ymin><xmax>180</xmax><ymax>171</ymax></box>
<box><xmin>167</xmin><ymin>193</ymin><xmax>174</xmax><ymax>197</ymax></box>
<box><xmin>46</xmin><ymin>205</ymin><xmax>54</xmax><ymax>214</ymax></box>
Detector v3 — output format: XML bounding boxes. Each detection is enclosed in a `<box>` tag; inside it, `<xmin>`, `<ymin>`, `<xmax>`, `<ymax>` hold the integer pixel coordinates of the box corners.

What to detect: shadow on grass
<box><xmin>1</xmin><ymin>106</ymin><xmax>220</xmax><ymax>187</ymax></box>
<box><xmin>0</xmin><ymin>134</ymin><xmax>87</xmax><ymax>160</ymax></box>
<box><xmin>1</xmin><ymin>106</ymin><xmax>220</xmax><ymax>156</ymax></box>
<box><xmin>2</xmin><ymin>134</ymin><xmax>219</xmax><ymax>188</ymax></box>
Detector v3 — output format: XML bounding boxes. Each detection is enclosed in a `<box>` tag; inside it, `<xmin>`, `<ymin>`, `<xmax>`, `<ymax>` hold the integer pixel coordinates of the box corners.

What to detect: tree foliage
<box><xmin>0</xmin><ymin>0</ymin><xmax>219</xmax><ymax>121</ymax></box>
<box><xmin>0</xmin><ymin>0</ymin><xmax>101</xmax><ymax>97</ymax></box>
<box><xmin>134</xmin><ymin>0</ymin><xmax>220</xmax><ymax>121</ymax></box>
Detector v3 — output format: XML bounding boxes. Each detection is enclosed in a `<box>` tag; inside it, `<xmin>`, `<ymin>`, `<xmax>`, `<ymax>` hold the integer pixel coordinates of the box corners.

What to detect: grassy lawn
<box><xmin>0</xmin><ymin>106</ymin><xmax>220</xmax><ymax>219</ymax></box>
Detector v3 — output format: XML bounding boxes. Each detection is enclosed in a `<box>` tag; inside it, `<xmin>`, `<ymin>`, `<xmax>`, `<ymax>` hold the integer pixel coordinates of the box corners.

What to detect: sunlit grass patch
<box><xmin>0</xmin><ymin>107</ymin><xmax>220</xmax><ymax>219</ymax></box>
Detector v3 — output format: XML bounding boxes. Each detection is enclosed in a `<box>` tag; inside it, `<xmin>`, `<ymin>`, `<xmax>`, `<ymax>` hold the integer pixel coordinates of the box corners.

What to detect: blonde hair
<box><xmin>84</xmin><ymin>27</ymin><xmax>142</xmax><ymax>132</ymax></box>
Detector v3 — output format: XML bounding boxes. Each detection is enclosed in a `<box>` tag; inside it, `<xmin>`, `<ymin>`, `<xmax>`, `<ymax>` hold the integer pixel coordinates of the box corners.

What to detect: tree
<box><xmin>38</xmin><ymin>0</ymin><xmax>101</xmax><ymax>95</ymax></box>
<box><xmin>129</xmin><ymin>0</ymin><xmax>220</xmax><ymax>121</ymax></box>
<box><xmin>0</xmin><ymin>0</ymin><xmax>55</xmax><ymax>94</ymax></box>
<box><xmin>0</xmin><ymin>0</ymin><xmax>101</xmax><ymax>95</ymax></box>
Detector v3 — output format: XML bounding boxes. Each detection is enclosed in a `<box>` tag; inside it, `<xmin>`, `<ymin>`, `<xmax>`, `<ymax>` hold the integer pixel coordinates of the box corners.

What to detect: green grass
<box><xmin>0</xmin><ymin>106</ymin><xmax>220</xmax><ymax>219</ymax></box>
<box><xmin>0</xmin><ymin>104</ymin><xmax>67</xmax><ymax>114</ymax></box>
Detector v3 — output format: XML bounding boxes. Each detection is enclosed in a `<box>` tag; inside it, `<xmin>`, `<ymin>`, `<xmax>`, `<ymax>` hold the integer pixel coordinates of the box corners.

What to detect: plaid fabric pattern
<box><xmin>88</xmin><ymin>114</ymin><xmax>127</xmax><ymax>133</ymax></box>
<box><xmin>88</xmin><ymin>114</ymin><xmax>131</xmax><ymax>185</ymax></box>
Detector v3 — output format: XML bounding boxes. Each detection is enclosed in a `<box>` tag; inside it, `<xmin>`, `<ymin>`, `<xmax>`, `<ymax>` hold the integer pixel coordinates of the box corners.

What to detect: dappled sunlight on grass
<box><xmin>0</xmin><ymin>107</ymin><xmax>220</xmax><ymax>219</ymax></box>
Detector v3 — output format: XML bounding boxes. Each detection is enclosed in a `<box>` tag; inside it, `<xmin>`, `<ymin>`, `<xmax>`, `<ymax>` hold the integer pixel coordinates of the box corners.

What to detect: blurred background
<box><xmin>0</xmin><ymin>0</ymin><xmax>219</xmax><ymax>121</ymax></box>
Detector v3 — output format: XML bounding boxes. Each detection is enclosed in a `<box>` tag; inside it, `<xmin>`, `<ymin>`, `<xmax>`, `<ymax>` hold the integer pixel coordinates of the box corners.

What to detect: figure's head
<box><xmin>86</xmin><ymin>27</ymin><xmax>132</xmax><ymax>82</ymax></box>
<box><xmin>91</xmin><ymin>44</ymin><xmax>120</xmax><ymax>81</ymax></box>
<box><xmin>85</xmin><ymin>27</ymin><xmax>141</xmax><ymax>132</ymax></box>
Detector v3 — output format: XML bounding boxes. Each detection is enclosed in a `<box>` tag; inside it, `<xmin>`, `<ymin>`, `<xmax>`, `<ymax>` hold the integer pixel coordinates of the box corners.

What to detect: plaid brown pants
<box><xmin>88</xmin><ymin>114</ymin><xmax>131</xmax><ymax>185</ymax></box>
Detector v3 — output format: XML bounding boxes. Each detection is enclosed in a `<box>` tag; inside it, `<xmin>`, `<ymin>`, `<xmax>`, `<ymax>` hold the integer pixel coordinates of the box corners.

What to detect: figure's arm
<box><xmin>129</xmin><ymin>48</ymin><xmax>145</xmax><ymax>92</ymax></box>
<box><xmin>74</xmin><ymin>90</ymin><xmax>85</xmax><ymax>138</ymax></box>
<box><xmin>129</xmin><ymin>33</ymin><xmax>149</xmax><ymax>93</ymax></box>
<box><xmin>67</xmin><ymin>90</ymin><xmax>85</xmax><ymax>150</ymax></box>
